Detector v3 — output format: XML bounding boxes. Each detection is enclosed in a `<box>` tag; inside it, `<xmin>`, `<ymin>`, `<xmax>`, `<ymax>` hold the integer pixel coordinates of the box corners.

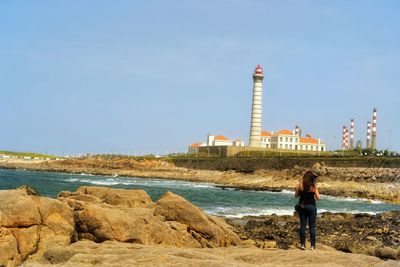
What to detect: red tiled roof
<box><xmin>276</xmin><ymin>129</ymin><xmax>293</xmax><ymax>135</ymax></box>
<box><xmin>214</xmin><ymin>135</ymin><xmax>230</xmax><ymax>141</ymax></box>
<box><xmin>190</xmin><ymin>143</ymin><xmax>203</xmax><ymax>148</ymax></box>
<box><xmin>300</xmin><ymin>137</ymin><xmax>318</xmax><ymax>144</ymax></box>
<box><xmin>261</xmin><ymin>131</ymin><xmax>271</xmax><ymax>137</ymax></box>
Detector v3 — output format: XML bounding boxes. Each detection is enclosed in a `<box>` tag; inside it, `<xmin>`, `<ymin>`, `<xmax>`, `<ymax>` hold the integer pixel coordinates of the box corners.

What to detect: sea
<box><xmin>0</xmin><ymin>168</ymin><xmax>399</xmax><ymax>217</ymax></box>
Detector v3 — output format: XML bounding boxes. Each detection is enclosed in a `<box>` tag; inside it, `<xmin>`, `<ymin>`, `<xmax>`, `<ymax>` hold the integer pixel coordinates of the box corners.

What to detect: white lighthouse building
<box><xmin>249</xmin><ymin>64</ymin><xmax>264</xmax><ymax>147</ymax></box>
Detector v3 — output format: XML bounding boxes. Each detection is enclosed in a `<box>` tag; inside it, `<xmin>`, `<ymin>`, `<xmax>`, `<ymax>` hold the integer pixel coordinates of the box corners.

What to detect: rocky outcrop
<box><xmin>0</xmin><ymin>187</ymin><xmax>75</xmax><ymax>267</ymax></box>
<box><xmin>0</xmin><ymin>186</ymin><xmax>241</xmax><ymax>267</ymax></box>
<box><xmin>230</xmin><ymin>211</ymin><xmax>400</xmax><ymax>260</ymax></box>
<box><xmin>155</xmin><ymin>191</ymin><xmax>241</xmax><ymax>247</ymax></box>
<box><xmin>59</xmin><ymin>186</ymin><xmax>240</xmax><ymax>248</ymax></box>
<box><xmin>34</xmin><ymin>240</ymin><xmax>394</xmax><ymax>267</ymax></box>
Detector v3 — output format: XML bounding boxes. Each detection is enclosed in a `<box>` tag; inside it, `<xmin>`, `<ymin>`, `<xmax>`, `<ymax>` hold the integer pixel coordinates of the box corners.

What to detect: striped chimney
<box><xmin>366</xmin><ymin>121</ymin><xmax>371</xmax><ymax>149</ymax></box>
<box><xmin>371</xmin><ymin>108</ymin><xmax>377</xmax><ymax>150</ymax></box>
<box><xmin>249</xmin><ymin>64</ymin><xmax>264</xmax><ymax>147</ymax></box>
<box><xmin>344</xmin><ymin>127</ymin><xmax>349</xmax><ymax>149</ymax></box>
<box><xmin>350</xmin><ymin>119</ymin><xmax>355</xmax><ymax>149</ymax></box>
<box><xmin>342</xmin><ymin>126</ymin><xmax>347</xmax><ymax>150</ymax></box>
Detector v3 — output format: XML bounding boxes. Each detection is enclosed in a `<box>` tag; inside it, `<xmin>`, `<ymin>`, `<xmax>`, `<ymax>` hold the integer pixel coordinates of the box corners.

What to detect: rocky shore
<box><xmin>1</xmin><ymin>186</ymin><xmax>398</xmax><ymax>267</ymax></box>
<box><xmin>0</xmin><ymin>157</ymin><xmax>399</xmax><ymax>204</ymax></box>
<box><xmin>228</xmin><ymin>211</ymin><xmax>400</xmax><ymax>260</ymax></box>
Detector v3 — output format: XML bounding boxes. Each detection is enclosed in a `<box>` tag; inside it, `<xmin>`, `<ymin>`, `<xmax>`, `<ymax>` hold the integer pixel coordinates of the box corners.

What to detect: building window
<box><xmin>290</xmin><ymin>144</ymin><xmax>292</xmax><ymax>149</ymax></box>
<box><xmin>279</xmin><ymin>144</ymin><xmax>282</xmax><ymax>149</ymax></box>
<box><xmin>295</xmin><ymin>138</ymin><xmax>298</xmax><ymax>142</ymax></box>
<box><xmin>290</xmin><ymin>137</ymin><xmax>292</xmax><ymax>142</ymax></box>
<box><xmin>285</xmin><ymin>144</ymin><xmax>288</xmax><ymax>149</ymax></box>
<box><xmin>280</xmin><ymin>137</ymin><xmax>283</xmax><ymax>142</ymax></box>
<box><xmin>285</xmin><ymin>137</ymin><xmax>288</xmax><ymax>142</ymax></box>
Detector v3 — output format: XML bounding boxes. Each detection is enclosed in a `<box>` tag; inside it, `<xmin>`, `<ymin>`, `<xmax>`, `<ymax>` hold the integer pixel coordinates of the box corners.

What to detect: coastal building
<box><xmin>188</xmin><ymin>143</ymin><xmax>206</xmax><ymax>154</ymax></box>
<box><xmin>192</xmin><ymin>128</ymin><xmax>325</xmax><ymax>153</ymax></box>
<box><xmin>260</xmin><ymin>129</ymin><xmax>325</xmax><ymax>151</ymax></box>
<box><xmin>206</xmin><ymin>134</ymin><xmax>244</xmax><ymax>147</ymax></box>
<box><xmin>188</xmin><ymin>65</ymin><xmax>327</xmax><ymax>156</ymax></box>
<box><xmin>188</xmin><ymin>134</ymin><xmax>245</xmax><ymax>154</ymax></box>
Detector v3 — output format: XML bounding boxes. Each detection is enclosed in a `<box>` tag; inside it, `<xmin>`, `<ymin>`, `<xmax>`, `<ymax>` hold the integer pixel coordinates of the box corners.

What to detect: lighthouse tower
<box><xmin>249</xmin><ymin>64</ymin><xmax>264</xmax><ymax>147</ymax></box>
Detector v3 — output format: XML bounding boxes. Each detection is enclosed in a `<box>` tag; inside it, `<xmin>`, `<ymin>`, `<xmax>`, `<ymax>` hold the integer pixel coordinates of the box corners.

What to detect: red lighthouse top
<box><xmin>254</xmin><ymin>64</ymin><xmax>263</xmax><ymax>75</ymax></box>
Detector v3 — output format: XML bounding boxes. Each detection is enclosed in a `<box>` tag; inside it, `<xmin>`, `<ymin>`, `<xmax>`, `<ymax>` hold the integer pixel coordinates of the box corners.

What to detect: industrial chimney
<box><xmin>371</xmin><ymin>108</ymin><xmax>377</xmax><ymax>150</ymax></box>
<box><xmin>366</xmin><ymin>121</ymin><xmax>371</xmax><ymax>149</ymax></box>
<box><xmin>350</xmin><ymin>119</ymin><xmax>355</xmax><ymax>149</ymax></box>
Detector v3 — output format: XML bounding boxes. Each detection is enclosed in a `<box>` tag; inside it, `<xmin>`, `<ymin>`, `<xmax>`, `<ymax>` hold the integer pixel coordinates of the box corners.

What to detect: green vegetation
<box><xmin>0</xmin><ymin>150</ymin><xmax>59</xmax><ymax>159</ymax></box>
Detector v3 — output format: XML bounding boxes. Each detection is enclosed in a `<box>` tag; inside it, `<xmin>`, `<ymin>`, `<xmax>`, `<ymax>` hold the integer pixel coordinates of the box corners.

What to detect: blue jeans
<box><xmin>299</xmin><ymin>204</ymin><xmax>317</xmax><ymax>247</ymax></box>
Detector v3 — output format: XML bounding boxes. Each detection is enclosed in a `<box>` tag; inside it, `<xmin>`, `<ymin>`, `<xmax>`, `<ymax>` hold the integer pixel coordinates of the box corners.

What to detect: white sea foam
<box><xmin>207</xmin><ymin>206</ymin><xmax>381</xmax><ymax>218</ymax></box>
<box><xmin>281</xmin><ymin>189</ymin><xmax>295</xmax><ymax>194</ymax></box>
<box><xmin>322</xmin><ymin>194</ymin><xmax>384</xmax><ymax>204</ymax></box>
<box><xmin>207</xmin><ymin>206</ymin><xmax>295</xmax><ymax>217</ymax></box>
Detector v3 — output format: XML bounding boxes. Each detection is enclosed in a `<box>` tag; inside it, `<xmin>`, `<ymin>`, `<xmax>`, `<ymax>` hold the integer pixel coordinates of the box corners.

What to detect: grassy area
<box><xmin>0</xmin><ymin>150</ymin><xmax>59</xmax><ymax>159</ymax></box>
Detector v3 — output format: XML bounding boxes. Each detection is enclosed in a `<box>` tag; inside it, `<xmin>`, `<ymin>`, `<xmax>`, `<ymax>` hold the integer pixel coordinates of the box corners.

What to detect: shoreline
<box><xmin>1</xmin><ymin>175</ymin><xmax>399</xmax><ymax>263</ymax></box>
<box><xmin>0</xmin><ymin>158</ymin><xmax>399</xmax><ymax>204</ymax></box>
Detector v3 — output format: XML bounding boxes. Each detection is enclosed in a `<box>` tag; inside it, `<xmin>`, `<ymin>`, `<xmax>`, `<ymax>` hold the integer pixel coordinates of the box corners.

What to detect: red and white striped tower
<box><xmin>344</xmin><ymin>127</ymin><xmax>349</xmax><ymax>149</ymax></box>
<box><xmin>350</xmin><ymin>119</ymin><xmax>355</xmax><ymax>149</ymax></box>
<box><xmin>342</xmin><ymin>126</ymin><xmax>347</xmax><ymax>150</ymax></box>
<box><xmin>371</xmin><ymin>108</ymin><xmax>377</xmax><ymax>150</ymax></box>
<box><xmin>366</xmin><ymin>121</ymin><xmax>371</xmax><ymax>149</ymax></box>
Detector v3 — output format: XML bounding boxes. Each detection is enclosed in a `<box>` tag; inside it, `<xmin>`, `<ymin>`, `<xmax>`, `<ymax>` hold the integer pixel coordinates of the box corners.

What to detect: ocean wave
<box><xmin>207</xmin><ymin>206</ymin><xmax>294</xmax><ymax>217</ymax></box>
<box><xmin>322</xmin><ymin>195</ymin><xmax>383</xmax><ymax>204</ymax></box>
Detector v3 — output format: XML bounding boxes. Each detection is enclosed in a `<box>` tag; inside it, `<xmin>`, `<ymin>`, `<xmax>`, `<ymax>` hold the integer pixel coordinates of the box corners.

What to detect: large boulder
<box><xmin>72</xmin><ymin>186</ymin><xmax>153</xmax><ymax>208</ymax></box>
<box><xmin>59</xmin><ymin>187</ymin><xmax>241</xmax><ymax>249</ymax></box>
<box><xmin>1</xmin><ymin>186</ymin><xmax>242</xmax><ymax>266</ymax></box>
<box><xmin>155</xmin><ymin>191</ymin><xmax>241</xmax><ymax>247</ymax></box>
<box><xmin>0</xmin><ymin>188</ymin><xmax>75</xmax><ymax>267</ymax></box>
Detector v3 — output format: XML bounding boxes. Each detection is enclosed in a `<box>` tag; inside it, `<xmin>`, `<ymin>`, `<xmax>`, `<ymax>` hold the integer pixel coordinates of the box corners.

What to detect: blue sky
<box><xmin>1</xmin><ymin>1</ymin><xmax>399</xmax><ymax>155</ymax></box>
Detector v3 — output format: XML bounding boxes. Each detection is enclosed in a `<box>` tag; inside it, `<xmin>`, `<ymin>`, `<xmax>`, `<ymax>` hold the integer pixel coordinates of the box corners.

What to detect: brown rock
<box><xmin>0</xmin><ymin>228</ymin><xmax>21</xmax><ymax>267</ymax></box>
<box><xmin>74</xmin><ymin>203</ymin><xmax>188</xmax><ymax>246</ymax></box>
<box><xmin>10</xmin><ymin>226</ymin><xmax>39</xmax><ymax>260</ymax></box>
<box><xmin>0</xmin><ymin>188</ymin><xmax>75</xmax><ymax>267</ymax></box>
<box><xmin>75</xmin><ymin>186</ymin><xmax>153</xmax><ymax>208</ymax></box>
<box><xmin>378</xmin><ymin>246</ymin><xmax>399</xmax><ymax>260</ymax></box>
<box><xmin>155</xmin><ymin>191</ymin><xmax>241</xmax><ymax>247</ymax></box>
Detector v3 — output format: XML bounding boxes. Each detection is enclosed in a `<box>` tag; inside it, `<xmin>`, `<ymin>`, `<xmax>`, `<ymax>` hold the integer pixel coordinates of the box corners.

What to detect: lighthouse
<box><xmin>249</xmin><ymin>64</ymin><xmax>264</xmax><ymax>147</ymax></box>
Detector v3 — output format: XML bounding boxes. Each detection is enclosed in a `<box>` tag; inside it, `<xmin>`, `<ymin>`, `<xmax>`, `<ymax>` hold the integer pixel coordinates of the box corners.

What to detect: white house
<box><xmin>262</xmin><ymin>129</ymin><xmax>325</xmax><ymax>152</ymax></box>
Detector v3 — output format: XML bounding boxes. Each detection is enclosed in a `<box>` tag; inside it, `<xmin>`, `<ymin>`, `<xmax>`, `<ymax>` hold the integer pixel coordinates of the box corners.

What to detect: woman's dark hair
<box><xmin>301</xmin><ymin>171</ymin><xmax>318</xmax><ymax>193</ymax></box>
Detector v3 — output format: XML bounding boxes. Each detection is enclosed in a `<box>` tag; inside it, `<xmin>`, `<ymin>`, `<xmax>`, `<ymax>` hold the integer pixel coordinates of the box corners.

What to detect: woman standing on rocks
<box><xmin>295</xmin><ymin>170</ymin><xmax>320</xmax><ymax>251</ymax></box>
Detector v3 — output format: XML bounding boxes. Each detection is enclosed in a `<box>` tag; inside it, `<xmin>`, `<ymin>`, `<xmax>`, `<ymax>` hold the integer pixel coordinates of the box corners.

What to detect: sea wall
<box><xmin>173</xmin><ymin>157</ymin><xmax>400</xmax><ymax>172</ymax></box>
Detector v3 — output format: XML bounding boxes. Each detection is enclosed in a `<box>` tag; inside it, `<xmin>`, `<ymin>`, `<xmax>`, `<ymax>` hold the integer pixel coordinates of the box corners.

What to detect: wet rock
<box><xmin>230</xmin><ymin>211</ymin><xmax>400</xmax><ymax>260</ymax></box>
